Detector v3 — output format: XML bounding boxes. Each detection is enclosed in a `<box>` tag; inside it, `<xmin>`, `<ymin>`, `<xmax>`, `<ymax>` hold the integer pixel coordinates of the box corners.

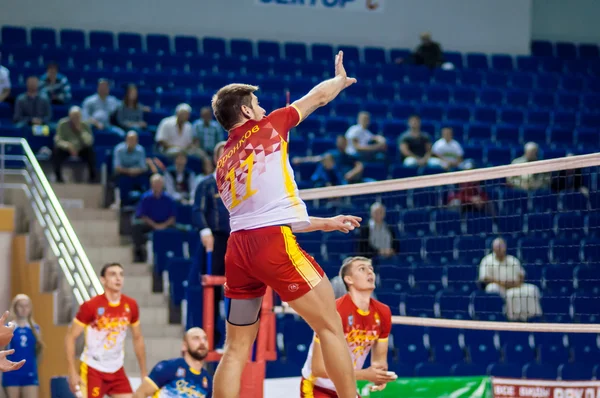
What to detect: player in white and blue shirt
<box><xmin>2</xmin><ymin>294</ymin><xmax>42</xmax><ymax>395</ymax></box>
<box><xmin>133</xmin><ymin>327</ymin><xmax>212</xmax><ymax>398</ymax></box>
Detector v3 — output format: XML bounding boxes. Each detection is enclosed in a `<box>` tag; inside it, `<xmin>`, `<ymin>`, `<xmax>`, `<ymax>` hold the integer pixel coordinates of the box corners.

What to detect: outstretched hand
<box><xmin>0</xmin><ymin>350</ymin><xmax>25</xmax><ymax>372</ymax></box>
<box><xmin>324</xmin><ymin>215</ymin><xmax>362</xmax><ymax>233</ymax></box>
<box><xmin>0</xmin><ymin>311</ymin><xmax>15</xmax><ymax>346</ymax></box>
<box><xmin>334</xmin><ymin>51</ymin><xmax>357</xmax><ymax>88</ymax></box>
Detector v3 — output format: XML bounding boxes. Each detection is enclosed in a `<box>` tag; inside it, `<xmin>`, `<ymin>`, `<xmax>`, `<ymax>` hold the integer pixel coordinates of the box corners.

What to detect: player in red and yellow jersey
<box><xmin>211</xmin><ymin>51</ymin><xmax>360</xmax><ymax>398</ymax></box>
<box><xmin>65</xmin><ymin>263</ymin><xmax>147</xmax><ymax>398</ymax></box>
<box><xmin>301</xmin><ymin>257</ymin><xmax>396</xmax><ymax>397</ymax></box>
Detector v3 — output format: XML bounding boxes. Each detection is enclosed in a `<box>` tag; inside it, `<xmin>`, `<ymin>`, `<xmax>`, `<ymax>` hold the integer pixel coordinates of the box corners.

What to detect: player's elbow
<box><xmin>312</xmin><ymin>90</ymin><xmax>329</xmax><ymax>107</ymax></box>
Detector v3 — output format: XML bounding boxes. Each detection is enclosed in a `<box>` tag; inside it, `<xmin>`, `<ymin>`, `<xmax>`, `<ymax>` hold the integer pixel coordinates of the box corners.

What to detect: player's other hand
<box><xmin>68</xmin><ymin>371</ymin><xmax>83</xmax><ymax>394</ymax></box>
<box><xmin>364</xmin><ymin>366</ymin><xmax>397</xmax><ymax>385</ymax></box>
<box><xmin>334</xmin><ymin>51</ymin><xmax>357</xmax><ymax>88</ymax></box>
<box><xmin>325</xmin><ymin>215</ymin><xmax>362</xmax><ymax>233</ymax></box>
<box><xmin>201</xmin><ymin>233</ymin><xmax>215</xmax><ymax>252</ymax></box>
<box><xmin>0</xmin><ymin>349</ymin><xmax>25</xmax><ymax>372</ymax></box>
<box><xmin>0</xmin><ymin>311</ymin><xmax>15</xmax><ymax>346</ymax></box>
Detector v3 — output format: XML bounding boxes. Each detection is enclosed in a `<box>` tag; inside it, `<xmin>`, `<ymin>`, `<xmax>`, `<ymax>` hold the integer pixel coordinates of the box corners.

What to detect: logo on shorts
<box><xmin>176</xmin><ymin>367</ymin><xmax>186</xmax><ymax>377</ymax></box>
<box><xmin>97</xmin><ymin>307</ymin><xmax>105</xmax><ymax>316</ymax></box>
<box><xmin>288</xmin><ymin>283</ymin><xmax>299</xmax><ymax>292</ymax></box>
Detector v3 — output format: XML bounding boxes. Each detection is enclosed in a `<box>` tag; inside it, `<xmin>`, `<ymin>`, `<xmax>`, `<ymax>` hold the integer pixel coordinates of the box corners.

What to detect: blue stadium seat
<box><xmin>382</xmin><ymin>120</ymin><xmax>404</xmax><ymax>141</ymax></box>
<box><xmin>473</xmin><ymin>107</ymin><xmax>497</xmax><ymax>124</ymax></box>
<box><xmin>412</xmin><ymin>265</ymin><xmax>443</xmax><ymax>293</ymax></box>
<box><xmin>574</xmin><ymin>264</ymin><xmax>599</xmax><ymax>294</ymax></box>
<box><xmin>531</xmin><ymin>41</ymin><xmax>554</xmax><ymax>57</ymax></box>
<box><xmin>402</xmin><ymin>293</ymin><xmax>435</xmax><ymax>317</ymax></box>
<box><xmin>503</xmin><ymin>342</ymin><xmax>536</xmax><ymax>366</ymax></box>
<box><xmin>487</xmin><ymin>363</ymin><xmax>522</xmax><ymax>378</ymax></box>
<box><xmin>419</xmin><ymin>105</ymin><xmax>444</xmax><ymax>122</ymax></box>
<box><xmin>395</xmin><ymin>338</ymin><xmax>429</xmax><ymax>365</ymax></box>
<box><xmin>152</xmin><ymin>229</ymin><xmax>185</xmax><ymax>274</ymax></box>
<box><xmin>526</xmin><ymin>213</ymin><xmax>555</xmax><ymax>238</ymax></box>
<box><xmin>256</xmin><ymin>40</ymin><xmax>280</xmax><ymax>60</ymax></box>
<box><xmin>377</xmin><ymin>292</ymin><xmax>402</xmax><ymax>315</ymax></box>
<box><xmin>485</xmin><ymin>72</ymin><xmax>508</xmax><ymax>88</ymax></box>
<box><xmin>511</xmin><ymin>72</ymin><xmax>535</xmax><ymax>90</ymax></box>
<box><xmin>371</xmin><ymin>83</ymin><xmax>396</xmax><ymax>101</ymax></box>
<box><xmin>174</xmin><ymin>36</ymin><xmax>199</xmax><ymax>54</ymax></box>
<box><xmin>282</xmin><ymin>316</ymin><xmax>313</xmax><ymax>367</ymax></box>
<box><xmin>60</xmin><ymin>29</ymin><xmax>85</xmax><ymax>49</ymax></box>
<box><xmin>362</xmin><ymin>163</ymin><xmax>387</xmax><ymax>181</ymax></box>
<box><xmin>468</xmin><ymin>343</ymin><xmax>501</xmax><ymax>367</ymax></box>
<box><xmin>556</xmin><ymin>42</ymin><xmax>577</xmax><ymax>59</ymax></box>
<box><xmin>556</xmin><ymin>93</ymin><xmax>580</xmax><ymax>110</ymax></box>
<box><xmin>501</xmin><ymin>188</ymin><xmax>529</xmax><ymax>214</ymax></box>
<box><xmin>538</xmin><ymin>344</ymin><xmax>570</xmax><ymax>366</ymax></box>
<box><xmin>491</xmin><ymin>55</ymin><xmax>514</xmax><ymax>71</ymax></box>
<box><xmin>1</xmin><ymin>26</ymin><xmax>27</xmax><ymax>47</ymax></box>
<box><xmin>89</xmin><ymin>31</ymin><xmax>114</xmax><ymax>50</ymax></box>
<box><xmin>323</xmin><ymin>117</ymin><xmax>349</xmax><ymax>135</ymax></box>
<box><xmin>523</xmin><ymin>362</ymin><xmax>557</xmax><ymax>380</ymax></box>
<box><xmin>559</xmin><ymin>363</ymin><xmax>594</xmax><ymax>381</ymax></box>
<box><xmin>555</xmin><ymin>212</ymin><xmax>585</xmax><ymax>238</ymax></box>
<box><xmin>540</xmin><ymin>296</ymin><xmax>570</xmax><ymax>323</ymax></box>
<box><xmin>412</xmin><ymin>189</ymin><xmax>440</xmax><ymax>209</ymax></box>
<box><xmin>401</xmin><ymin>210</ymin><xmax>430</xmax><ymax>236</ymax></box>
<box><xmin>364</xmin><ymin>47</ymin><xmax>386</xmax><ymax>64</ymax></box>
<box><xmin>436</xmin><ymin>291</ymin><xmax>471</xmax><ymax>320</ymax></box>
<box><xmin>446</xmin><ymin>106</ymin><xmax>472</xmax><ymax>122</ymax></box>
<box><xmin>324</xmin><ymin>232</ymin><xmax>356</xmax><ymax>262</ymax></box>
<box><xmin>433</xmin><ymin>210</ymin><xmax>462</xmax><ymax>236</ymax></box>
<box><xmin>465</xmin><ymin>214</ymin><xmax>494</xmax><ymax>235</ymax></box>
<box><xmin>167</xmin><ymin>257</ymin><xmax>191</xmax><ymax>305</ymax></box>
<box><xmin>460</xmin><ymin>70</ymin><xmax>484</xmax><ymax>87</ymax></box>
<box><xmin>505</xmin><ymin>90</ymin><xmax>530</xmax><ymax>108</ymax></box>
<box><xmin>389</xmin><ymin>48</ymin><xmax>411</xmax><ymax>63</ymax></box>
<box><xmin>579</xmin><ymin>43</ymin><xmax>600</xmax><ymax>59</ymax></box>
<box><xmin>462</xmin><ymin>145</ymin><xmax>484</xmax><ymax>164</ymax></box>
<box><xmin>118</xmin><ymin>32</ymin><xmax>142</xmax><ymax>52</ymax></box>
<box><xmin>175</xmin><ymin>204</ymin><xmax>193</xmax><ymax>227</ymax></box>
<box><xmin>471</xmin><ymin>291</ymin><xmax>505</xmax><ymax>321</ymax></box>
<box><xmin>444</xmin><ymin>52</ymin><xmax>463</xmax><ymax>68</ymax></box>
<box><xmin>146</xmin><ymin>34</ymin><xmax>170</xmax><ymax>54</ymax></box>
<box><xmin>563</xmin><ymin>59</ymin><xmax>589</xmax><ymax>75</ymax></box>
<box><xmin>582</xmin><ymin>94</ymin><xmax>600</xmax><ymax>111</ymax></box>
<box><xmin>30</xmin><ymin>28</ymin><xmax>56</xmax><ymax>48</ymax></box>
<box><xmin>552</xmin><ymin>111</ymin><xmax>577</xmax><ymax>128</ymax></box>
<box><xmin>391</xmin><ymin>165</ymin><xmax>419</xmax><ymax>180</ymax></box>
<box><xmin>355</xmin><ymin>65</ymin><xmax>379</xmax><ymax>82</ymax></box>
<box><xmin>581</xmin><ymin>112</ymin><xmax>600</xmax><ymax>128</ymax></box>
<box><xmin>398</xmin><ymin>85</ymin><xmax>423</xmax><ymax>103</ymax></box>
<box><xmin>451</xmin><ymin>363</ymin><xmax>485</xmax><ymax>377</ymax></box>
<box><xmin>531</xmin><ymin>92</ymin><xmax>555</xmax><ymax>109</ymax></box>
<box><xmin>405</xmin><ymin>66</ymin><xmax>431</xmax><ymax>84</ymax></box>
<box><xmin>311</xmin><ymin>43</ymin><xmax>333</xmax><ymax>62</ymax></box>
<box><xmin>519</xmin><ymin>238</ymin><xmax>549</xmax><ymax>264</ymax></box>
<box><xmin>486</xmin><ymin>147</ymin><xmax>513</xmax><ymax>166</ymax></box>
<box><xmin>432</xmin><ymin>69</ymin><xmax>458</xmax><ymax>85</ymax></box>
<box><xmin>456</xmin><ymin>236</ymin><xmax>487</xmax><ymax>264</ymax></box>
<box><xmin>424</xmin><ymin>86</ymin><xmax>451</xmax><ymax>105</ymax></box>
<box><xmin>528</xmin><ymin>110</ymin><xmax>551</xmax><ymax>126</ymax></box>
<box><xmin>500</xmin><ymin>109</ymin><xmax>525</xmax><ymax>125</ymax></box>
<box><xmin>415</xmin><ymin>363</ymin><xmax>451</xmax><ymax>377</ymax></box>
<box><xmin>432</xmin><ymin>343</ymin><xmax>465</xmax><ymax>365</ymax></box>
<box><xmin>337</xmin><ymin>45</ymin><xmax>360</xmax><ymax>64</ymax></box>
<box><xmin>496</xmin><ymin>213</ymin><xmax>524</xmax><ymax>236</ymax></box>
<box><xmin>516</xmin><ymin>56</ymin><xmax>541</xmax><ymax>73</ymax></box>
<box><xmin>543</xmin><ymin>264</ymin><xmax>575</xmax><ymax>294</ymax></box>
<box><xmin>582</xmin><ymin>238</ymin><xmax>600</xmax><ymax>261</ymax></box>
<box><xmin>537</xmin><ymin>74</ymin><xmax>560</xmax><ymax>91</ymax></box>
<box><xmin>522</xmin><ymin>126</ymin><xmax>547</xmax><ymax>145</ymax></box>
<box><xmin>390</xmin><ymin>103</ymin><xmax>416</xmax><ymax>120</ymax></box>
<box><xmin>203</xmin><ymin>37</ymin><xmax>226</xmax><ymax>56</ymax></box>
<box><xmin>230</xmin><ymin>39</ymin><xmax>253</xmax><ymax>58</ymax></box>
<box><xmin>540</xmin><ymin>58</ymin><xmax>563</xmax><ymax>74</ymax></box>
<box><xmin>570</xmin><ymin>333</ymin><xmax>600</xmax><ymax>364</ymax></box>
<box><xmin>466</xmin><ymin>124</ymin><xmax>493</xmax><ymax>142</ymax></box>
<box><xmin>479</xmin><ymin>89</ymin><xmax>504</xmax><ymax>107</ymax></box>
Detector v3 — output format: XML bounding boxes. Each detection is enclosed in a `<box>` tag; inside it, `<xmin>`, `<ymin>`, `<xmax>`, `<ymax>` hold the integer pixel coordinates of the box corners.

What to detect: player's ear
<box><xmin>343</xmin><ymin>275</ymin><xmax>353</xmax><ymax>287</ymax></box>
<box><xmin>241</xmin><ymin>105</ymin><xmax>252</xmax><ymax>119</ymax></box>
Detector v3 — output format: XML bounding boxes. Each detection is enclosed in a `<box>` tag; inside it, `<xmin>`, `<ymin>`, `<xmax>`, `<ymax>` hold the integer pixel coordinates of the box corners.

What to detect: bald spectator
<box><xmin>39</xmin><ymin>62</ymin><xmax>71</xmax><ymax>105</ymax></box>
<box><xmin>53</xmin><ymin>106</ymin><xmax>96</xmax><ymax>182</ymax></box>
<box><xmin>132</xmin><ymin>174</ymin><xmax>176</xmax><ymax>262</ymax></box>
<box><xmin>358</xmin><ymin>202</ymin><xmax>399</xmax><ymax>259</ymax></box>
<box><xmin>478</xmin><ymin>238</ymin><xmax>542</xmax><ymax>321</ymax></box>
<box><xmin>13</xmin><ymin>76</ymin><xmax>52</xmax><ymax>127</ymax></box>
<box><xmin>156</xmin><ymin>104</ymin><xmax>206</xmax><ymax>159</ymax></box>
<box><xmin>193</xmin><ymin>107</ymin><xmax>224</xmax><ymax>157</ymax></box>
<box><xmin>344</xmin><ymin>112</ymin><xmax>387</xmax><ymax>162</ymax></box>
<box><xmin>0</xmin><ymin>62</ymin><xmax>11</xmax><ymax>103</ymax></box>
<box><xmin>82</xmin><ymin>79</ymin><xmax>120</xmax><ymax>131</ymax></box>
<box><xmin>508</xmin><ymin>142</ymin><xmax>550</xmax><ymax>191</ymax></box>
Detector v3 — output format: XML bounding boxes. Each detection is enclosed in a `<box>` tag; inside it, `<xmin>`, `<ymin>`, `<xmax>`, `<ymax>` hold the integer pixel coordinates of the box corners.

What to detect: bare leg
<box><xmin>20</xmin><ymin>386</ymin><xmax>37</xmax><ymax>398</ymax></box>
<box><xmin>110</xmin><ymin>394</ymin><xmax>132</xmax><ymax>398</ymax></box>
<box><xmin>5</xmin><ymin>387</ymin><xmax>21</xmax><ymax>398</ymax></box>
<box><xmin>288</xmin><ymin>278</ymin><xmax>357</xmax><ymax>398</ymax></box>
<box><xmin>213</xmin><ymin>321</ymin><xmax>260</xmax><ymax>398</ymax></box>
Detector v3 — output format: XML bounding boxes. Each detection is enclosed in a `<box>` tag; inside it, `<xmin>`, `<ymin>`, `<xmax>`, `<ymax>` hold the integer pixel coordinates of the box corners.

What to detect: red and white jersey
<box><xmin>301</xmin><ymin>294</ymin><xmax>392</xmax><ymax>391</ymax></box>
<box><xmin>216</xmin><ymin>106</ymin><xmax>310</xmax><ymax>232</ymax></box>
<box><xmin>74</xmin><ymin>294</ymin><xmax>140</xmax><ymax>373</ymax></box>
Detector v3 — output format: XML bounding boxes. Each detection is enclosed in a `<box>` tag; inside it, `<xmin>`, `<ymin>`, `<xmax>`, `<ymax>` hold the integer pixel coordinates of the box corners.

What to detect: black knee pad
<box><xmin>224</xmin><ymin>297</ymin><xmax>262</xmax><ymax>326</ymax></box>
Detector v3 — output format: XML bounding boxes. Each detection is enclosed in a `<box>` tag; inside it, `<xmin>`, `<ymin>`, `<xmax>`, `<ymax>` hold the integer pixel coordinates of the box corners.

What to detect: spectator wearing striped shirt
<box><xmin>39</xmin><ymin>62</ymin><xmax>71</xmax><ymax>105</ymax></box>
<box><xmin>192</xmin><ymin>107</ymin><xmax>224</xmax><ymax>157</ymax></box>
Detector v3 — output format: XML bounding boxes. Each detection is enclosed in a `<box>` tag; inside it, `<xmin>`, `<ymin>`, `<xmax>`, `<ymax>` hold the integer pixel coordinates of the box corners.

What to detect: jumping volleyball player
<box><xmin>301</xmin><ymin>257</ymin><xmax>395</xmax><ymax>397</ymax></box>
<box><xmin>211</xmin><ymin>51</ymin><xmax>361</xmax><ymax>398</ymax></box>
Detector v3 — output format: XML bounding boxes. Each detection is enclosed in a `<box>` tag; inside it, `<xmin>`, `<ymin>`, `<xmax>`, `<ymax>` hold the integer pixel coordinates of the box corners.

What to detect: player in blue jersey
<box><xmin>133</xmin><ymin>327</ymin><xmax>212</xmax><ymax>398</ymax></box>
<box><xmin>2</xmin><ymin>294</ymin><xmax>44</xmax><ymax>398</ymax></box>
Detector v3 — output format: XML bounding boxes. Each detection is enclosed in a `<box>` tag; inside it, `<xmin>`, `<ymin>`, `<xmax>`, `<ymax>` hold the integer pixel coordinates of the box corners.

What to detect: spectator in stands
<box><xmin>0</xmin><ymin>61</ymin><xmax>12</xmax><ymax>104</ymax></box>
<box><xmin>52</xmin><ymin>106</ymin><xmax>96</xmax><ymax>183</ymax></box>
<box><xmin>81</xmin><ymin>78</ymin><xmax>121</xmax><ymax>132</ymax></box>
<box><xmin>550</xmin><ymin>153</ymin><xmax>588</xmax><ymax>196</ymax></box>
<box><xmin>293</xmin><ymin>135</ymin><xmax>364</xmax><ymax>184</ymax></box>
<box><xmin>431</xmin><ymin>127</ymin><xmax>473</xmax><ymax>170</ymax></box>
<box><xmin>344</xmin><ymin>111</ymin><xmax>387</xmax><ymax>162</ymax></box>
<box><xmin>447</xmin><ymin>181</ymin><xmax>496</xmax><ymax>217</ymax></box>
<box><xmin>39</xmin><ymin>62</ymin><xmax>71</xmax><ymax>105</ymax></box>
<box><xmin>478</xmin><ymin>237</ymin><xmax>542</xmax><ymax>321</ymax></box>
<box><xmin>13</xmin><ymin>76</ymin><xmax>52</xmax><ymax>128</ymax></box>
<box><xmin>132</xmin><ymin>174</ymin><xmax>176</xmax><ymax>262</ymax></box>
<box><xmin>311</xmin><ymin>153</ymin><xmax>346</xmax><ymax>188</ymax></box>
<box><xmin>113</xmin><ymin>84</ymin><xmax>149</xmax><ymax>132</ymax></box>
<box><xmin>164</xmin><ymin>151</ymin><xmax>196</xmax><ymax>203</ymax></box>
<box><xmin>358</xmin><ymin>202</ymin><xmax>399</xmax><ymax>259</ymax></box>
<box><xmin>192</xmin><ymin>141</ymin><xmax>229</xmax><ymax>345</ymax></box>
<box><xmin>399</xmin><ymin>115</ymin><xmax>443</xmax><ymax>168</ymax></box>
<box><xmin>156</xmin><ymin>103</ymin><xmax>205</xmax><ymax>159</ymax></box>
<box><xmin>395</xmin><ymin>32</ymin><xmax>444</xmax><ymax>69</ymax></box>
<box><xmin>193</xmin><ymin>106</ymin><xmax>225</xmax><ymax>157</ymax></box>
<box><xmin>508</xmin><ymin>142</ymin><xmax>550</xmax><ymax>191</ymax></box>
<box><xmin>113</xmin><ymin>131</ymin><xmax>148</xmax><ymax>177</ymax></box>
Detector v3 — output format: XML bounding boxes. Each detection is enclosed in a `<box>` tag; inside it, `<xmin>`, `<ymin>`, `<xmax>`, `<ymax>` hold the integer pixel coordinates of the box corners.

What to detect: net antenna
<box><xmin>275</xmin><ymin>153</ymin><xmax>600</xmax><ymax>334</ymax></box>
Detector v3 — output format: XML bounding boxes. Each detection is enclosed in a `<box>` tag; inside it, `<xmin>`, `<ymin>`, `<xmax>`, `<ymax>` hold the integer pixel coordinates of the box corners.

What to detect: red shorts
<box><xmin>300</xmin><ymin>378</ymin><xmax>338</xmax><ymax>397</ymax></box>
<box><xmin>224</xmin><ymin>226</ymin><xmax>324</xmax><ymax>302</ymax></box>
<box><xmin>80</xmin><ymin>362</ymin><xmax>132</xmax><ymax>397</ymax></box>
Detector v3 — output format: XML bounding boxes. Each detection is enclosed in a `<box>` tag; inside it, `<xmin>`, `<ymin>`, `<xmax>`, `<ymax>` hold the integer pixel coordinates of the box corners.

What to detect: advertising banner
<box><xmin>255</xmin><ymin>0</ymin><xmax>385</xmax><ymax>13</ymax></box>
<box><xmin>492</xmin><ymin>378</ymin><xmax>600</xmax><ymax>398</ymax></box>
<box><xmin>357</xmin><ymin>376</ymin><xmax>493</xmax><ymax>397</ymax></box>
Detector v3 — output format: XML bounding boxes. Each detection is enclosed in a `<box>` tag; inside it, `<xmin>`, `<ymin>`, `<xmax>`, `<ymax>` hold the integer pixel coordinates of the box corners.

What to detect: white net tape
<box><xmin>275</xmin><ymin>153</ymin><xmax>600</xmax><ymax>333</ymax></box>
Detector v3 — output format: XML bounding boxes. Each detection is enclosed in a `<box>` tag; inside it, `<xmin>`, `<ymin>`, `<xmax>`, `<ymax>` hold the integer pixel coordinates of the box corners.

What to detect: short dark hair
<box><xmin>211</xmin><ymin>84</ymin><xmax>258</xmax><ymax>131</ymax></box>
<box><xmin>100</xmin><ymin>263</ymin><xmax>123</xmax><ymax>277</ymax></box>
<box><xmin>339</xmin><ymin>256</ymin><xmax>372</xmax><ymax>291</ymax></box>
<box><xmin>46</xmin><ymin>62</ymin><xmax>59</xmax><ymax>70</ymax></box>
<box><xmin>409</xmin><ymin>114</ymin><xmax>421</xmax><ymax>120</ymax></box>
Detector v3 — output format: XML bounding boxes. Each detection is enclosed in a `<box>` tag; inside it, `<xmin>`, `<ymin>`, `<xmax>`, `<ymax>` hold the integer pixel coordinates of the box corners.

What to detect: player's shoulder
<box><xmin>153</xmin><ymin>357</ymin><xmax>183</xmax><ymax>373</ymax></box>
<box><xmin>120</xmin><ymin>294</ymin><xmax>138</xmax><ymax>305</ymax></box>
<box><xmin>371</xmin><ymin>298</ymin><xmax>392</xmax><ymax>317</ymax></box>
<box><xmin>85</xmin><ymin>294</ymin><xmax>107</xmax><ymax>307</ymax></box>
<box><xmin>335</xmin><ymin>294</ymin><xmax>353</xmax><ymax>310</ymax></box>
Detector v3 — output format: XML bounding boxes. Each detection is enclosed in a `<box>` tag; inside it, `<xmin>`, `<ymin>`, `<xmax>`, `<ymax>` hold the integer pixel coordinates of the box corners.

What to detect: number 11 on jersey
<box><xmin>226</xmin><ymin>152</ymin><xmax>258</xmax><ymax>209</ymax></box>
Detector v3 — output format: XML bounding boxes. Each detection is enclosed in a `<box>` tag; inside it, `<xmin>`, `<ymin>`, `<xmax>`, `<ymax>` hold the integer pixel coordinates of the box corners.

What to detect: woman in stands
<box><xmin>2</xmin><ymin>294</ymin><xmax>43</xmax><ymax>398</ymax></box>
<box><xmin>113</xmin><ymin>84</ymin><xmax>149</xmax><ymax>132</ymax></box>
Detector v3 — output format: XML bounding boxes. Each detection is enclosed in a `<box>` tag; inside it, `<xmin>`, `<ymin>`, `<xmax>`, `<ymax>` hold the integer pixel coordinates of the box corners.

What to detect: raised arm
<box><xmin>292</xmin><ymin>51</ymin><xmax>356</xmax><ymax>122</ymax></box>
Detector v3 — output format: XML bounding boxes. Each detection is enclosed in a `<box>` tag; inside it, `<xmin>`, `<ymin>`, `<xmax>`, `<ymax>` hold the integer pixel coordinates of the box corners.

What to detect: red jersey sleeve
<box><xmin>74</xmin><ymin>300</ymin><xmax>95</xmax><ymax>326</ymax></box>
<box><xmin>376</xmin><ymin>303</ymin><xmax>392</xmax><ymax>341</ymax></box>
<box><xmin>266</xmin><ymin>106</ymin><xmax>302</xmax><ymax>142</ymax></box>
<box><xmin>129</xmin><ymin>298</ymin><xmax>140</xmax><ymax>326</ymax></box>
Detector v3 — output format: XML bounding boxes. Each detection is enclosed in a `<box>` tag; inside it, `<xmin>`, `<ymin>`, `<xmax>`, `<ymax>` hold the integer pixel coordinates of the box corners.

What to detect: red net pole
<box><xmin>202</xmin><ymin>275</ymin><xmax>226</xmax><ymax>362</ymax></box>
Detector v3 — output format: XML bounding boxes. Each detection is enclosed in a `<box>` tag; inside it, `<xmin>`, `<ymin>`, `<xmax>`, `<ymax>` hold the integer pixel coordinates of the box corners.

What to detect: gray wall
<box><xmin>532</xmin><ymin>0</ymin><xmax>600</xmax><ymax>43</ymax></box>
